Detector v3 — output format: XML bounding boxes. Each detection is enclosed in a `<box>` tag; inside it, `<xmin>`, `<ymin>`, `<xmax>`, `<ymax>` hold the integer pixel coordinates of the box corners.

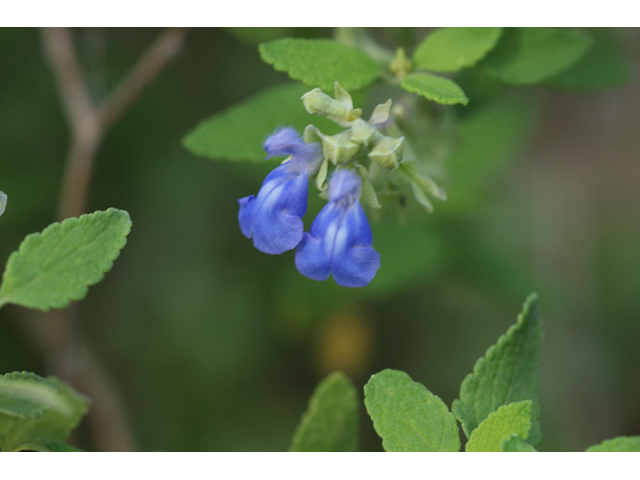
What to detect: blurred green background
<box><xmin>1</xmin><ymin>27</ymin><xmax>639</xmax><ymax>451</ymax></box>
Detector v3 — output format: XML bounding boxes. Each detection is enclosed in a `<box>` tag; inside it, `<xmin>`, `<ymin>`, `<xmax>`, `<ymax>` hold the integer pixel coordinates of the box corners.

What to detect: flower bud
<box><xmin>389</xmin><ymin>48</ymin><xmax>412</xmax><ymax>78</ymax></box>
<box><xmin>321</xmin><ymin>131</ymin><xmax>361</xmax><ymax>165</ymax></box>
<box><xmin>350</xmin><ymin>118</ymin><xmax>383</xmax><ymax>147</ymax></box>
<box><xmin>369</xmin><ymin>136</ymin><xmax>404</xmax><ymax>168</ymax></box>
<box><xmin>302</xmin><ymin>85</ymin><xmax>362</xmax><ymax>126</ymax></box>
<box><xmin>302</xmin><ymin>88</ymin><xmax>349</xmax><ymax>118</ymax></box>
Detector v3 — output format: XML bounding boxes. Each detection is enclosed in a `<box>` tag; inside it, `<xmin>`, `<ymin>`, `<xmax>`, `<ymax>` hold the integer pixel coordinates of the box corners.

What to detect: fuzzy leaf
<box><xmin>259</xmin><ymin>39</ymin><xmax>381</xmax><ymax>92</ymax></box>
<box><xmin>547</xmin><ymin>29</ymin><xmax>630</xmax><ymax>91</ymax></box>
<box><xmin>466</xmin><ymin>401</ymin><xmax>532</xmax><ymax>452</ymax></box>
<box><xmin>183</xmin><ymin>83</ymin><xmax>340</xmax><ymax>163</ymax></box>
<box><xmin>482</xmin><ymin>27</ymin><xmax>592</xmax><ymax>85</ymax></box>
<box><xmin>290</xmin><ymin>372</ymin><xmax>359</xmax><ymax>452</ymax></box>
<box><xmin>502</xmin><ymin>435</ymin><xmax>537</xmax><ymax>452</ymax></box>
<box><xmin>401</xmin><ymin>73</ymin><xmax>469</xmax><ymax>106</ymax></box>
<box><xmin>586</xmin><ymin>436</ymin><xmax>640</xmax><ymax>452</ymax></box>
<box><xmin>413</xmin><ymin>27</ymin><xmax>503</xmax><ymax>72</ymax></box>
<box><xmin>452</xmin><ymin>293</ymin><xmax>543</xmax><ymax>445</ymax></box>
<box><xmin>0</xmin><ymin>372</ymin><xmax>88</xmax><ymax>452</ymax></box>
<box><xmin>364</xmin><ymin>369</ymin><xmax>460</xmax><ymax>452</ymax></box>
<box><xmin>0</xmin><ymin>209</ymin><xmax>131</xmax><ymax>312</ymax></box>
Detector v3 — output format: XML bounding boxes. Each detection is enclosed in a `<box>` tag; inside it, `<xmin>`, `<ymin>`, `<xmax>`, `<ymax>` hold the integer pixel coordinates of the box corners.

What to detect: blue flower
<box><xmin>295</xmin><ymin>169</ymin><xmax>380</xmax><ymax>287</ymax></box>
<box><xmin>238</xmin><ymin>127</ymin><xmax>320</xmax><ymax>255</ymax></box>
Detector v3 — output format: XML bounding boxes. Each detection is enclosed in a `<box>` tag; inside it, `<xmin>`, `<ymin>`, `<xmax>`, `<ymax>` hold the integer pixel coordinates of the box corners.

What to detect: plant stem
<box><xmin>22</xmin><ymin>27</ymin><xmax>189</xmax><ymax>451</ymax></box>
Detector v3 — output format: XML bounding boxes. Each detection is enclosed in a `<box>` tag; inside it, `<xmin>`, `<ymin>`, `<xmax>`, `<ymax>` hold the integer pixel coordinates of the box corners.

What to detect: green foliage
<box><xmin>183</xmin><ymin>83</ymin><xmax>341</xmax><ymax>163</ymax></box>
<box><xmin>259</xmin><ymin>39</ymin><xmax>380</xmax><ymax>92</ymax></box>
<box><xmin>401</xmin><ymin>73</ymin><xmax>469</xmax><ymax>106</ymax></box>
<box><xmin>0</xmin><ymin>208</ymin><xmax>132</xmax><ymax>312</ymax></box>
<box><xmin>452</xmin><ymin>293</ymin><xmax>543</xmax><ymax>445</ymax></box>
<box><xmin>465</xmin><ymin>401</ymin><xmax>532</xmax><ymax>452</ymax></box>
<box><xmin>482</xmin><ymin>27</ymin><xmax>592</xmax><ymax>85</ymax></box>
<box><xmin>586</xmin><ymin>436</ymin><xmax>640</xmax><ymax>452</ymax></box>
<box><xmin>547</xmin><ymin>29</ymin><xmax>630</xmax><ymax>91</ymax></box>
<box><xmin>46</xmin><ymin>441</ymin><xmax>83</xmax><ymax>452</ymax></box>
<box><xmin>0</xmin><ymin>372</ymin><xmax>87</xmax><ymax>452</ymax></box>
<box><xmin>364</xmin><ymin>369</ymin><xmax>460</xmax><ymax>452</ymax></box>
<box><xmin>502</xmin><ymin>435</ymin><xmax>537</xmax><ymax>452</ymax></box>
<box><xmin>290</xmin><ymin>372</ymin><xmax>359</xmax><ymax>452</ymax></box>
<box><xmin>413</xmin><ymin>27</ymin><xmax>503</xmax><ymax>72</ymax></box>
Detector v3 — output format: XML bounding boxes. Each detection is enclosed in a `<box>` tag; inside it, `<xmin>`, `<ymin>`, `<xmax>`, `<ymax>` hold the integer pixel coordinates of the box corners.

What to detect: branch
<box><xmin>41</xmin><ymin>28</ymin><xmax>99</xmax><ymax>142</ymax></box>
<box><xmin>98</xmin><ymin>27</ymin><xmax>189</xmax><ymax>130</ymax></box>
<box><xmin>32</xmin><ymin>27</ymin><xmax>189</xmax><ymax>451</ymax></box>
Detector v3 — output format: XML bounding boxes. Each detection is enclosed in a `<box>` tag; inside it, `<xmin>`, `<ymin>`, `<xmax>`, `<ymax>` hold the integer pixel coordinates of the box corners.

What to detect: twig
<box><xmin>29</xmin><ymin>27</ymin><xmax>189</xmax><ymax>452</ymax></box>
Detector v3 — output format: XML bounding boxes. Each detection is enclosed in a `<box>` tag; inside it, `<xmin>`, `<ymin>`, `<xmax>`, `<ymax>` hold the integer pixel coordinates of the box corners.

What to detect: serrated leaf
<box><xmin>259</xmin><ymin>39</ymin><xmax>381</xmax><ymax>92</ymax></box>
<box><xmin>502</xmin><ymin>435</ymin><xmax>537</xmax><ymax>452</ymax></box>
<box><xmin>364</xmin><ymin>369</ymin><xmax>460</xmax><ymax>452</ymax></box>
<box><xmin>290</xmin><ymin>372</ymin><xmax>359</xmax><ymax>452</ymax></box>
<box><xmin>547</xmin><ymin>28</ymin><xmax>630</xmax><ymax>91</ymax></box>
<box><xmin>401</xmin><ymin>73</ymin><xmax>469</xmax><ymax>106</ymax></box>
<box><xmin>183</xmin><ymin>83</ymin><xmax>341</xmax><ymax>163</ymax></box>
<box><xmin>413</xmin><ymin>27</ymin><xmax>503</xmax><ymax>73</ymax></box>
<box><xmin>0</xmin><ymin>208</ymin><xmax>131</xmax><ymax>312</ymax></box>
<box><xmin>482</xmin><ymin>27</ymin><xmax>592</xmax><ymax>85</ymax></box>
<box><xmin>586</xmin><ymin>436</ymin><xmax>640</xmax><ymax>452</ymax></box>
<box><xmin>0</xmin><ymin>372</ymin><xmax>88</xmax><ymax>452</ymax></box>
<box><xmin>452</xmin><ymin>293</ymin><xmax>543</xmax><ymax>445</ymax></box>
<box><xmin>466</xmin><ymin>401</ymin><xmax>532</xmax><ymax>452</ymax></box>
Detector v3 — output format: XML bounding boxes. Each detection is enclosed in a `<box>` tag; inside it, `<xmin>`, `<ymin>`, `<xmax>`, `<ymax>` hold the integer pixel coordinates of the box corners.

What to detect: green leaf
<box><xmin>502</xmin><ymin>435</ymin><xmax>537</xmax><ymax>452</ymax></box>
<box><xmin>0</xmin><ymin>372</ymin><xmax>88</xmax><ymax>452</ymax></box>
<box><xmin>482</xmin><ymin>27</ymin><xmax>592</xmax><ymax>85</ymax></box>
<box><xmin>46</xmin><ymin>440</ymin><xmax>83</xmax><ymax>452</ymax></box>
<box><xmin>413</xmin><ymin>27</ymin><xmax>503</xmax><ymax>72</ymax></box>
<box><xmin>466</xmin><ymin>401</ymin><xmax>532</xmax><ymax>452</ymax></box>
<box><xmin>290</xmin><ymin>372</ymin><xmax>359</xmax><ymax>452</ymax></box>
<box><xmin>259</xmin><ymin>39</ymin><xmax>381</xmax><ymax>92</ymax></box>
<box><xmin>452</xmin><ymin>293</ymin><xmax>543</xmax><ymax>445</ymax></box>
<box><xmin>586</xmin><ymin>436</ymin><xmax>640</xmax><ymax>452</ymax></box>
<box><xmin>364</xmin><ymin>369</ymin><xmax>460</xmax><ymax>452</ymax></box>
<box><xmin>547</xmin><ymin>29</ymin><xmax>630</xmax><ymax>91</ymax></box>
<box><xmin>401</xmin><ymin>73</ymin><xmax>469</xmax><ymax>106</ymax></box>
<box><xmin>0</xmin><ymin>208</ymin><xmax>131</xmax><ymax>312</ymax></box>
<box><xmin>183</xmin><ymin>83</ymin><xmax>341</xmax><ymax>163</ymax></box>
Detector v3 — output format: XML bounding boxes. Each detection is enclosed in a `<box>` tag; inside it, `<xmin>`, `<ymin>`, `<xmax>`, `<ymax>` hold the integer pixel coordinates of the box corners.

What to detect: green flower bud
<box><xmin>302</xmin><ymin>88</ymin><xmax>349</xmax><ymax>118</ymax></box>
<box><xmin>389</xmin><ymin>48</ymin><xmax>412</xmax><ymax>78</ymax></box>
<box><xmin>321</xmin><ymin>131</ymin><xmax>361</xmax><ymax>165</ymax></box>
<box><xmin>369</xmin><ymin>136</ymin><xmax>404</xmax><ymax>168</ymax></box>
<box><xmin>301</xmin><ymin>83</ymin><xmax>362</xmax><ymax>126</ymax></box>
<box><xmin>350</xmin><ymin>118</ymin><xmax>383</xmax><ymax>147</ymax></box>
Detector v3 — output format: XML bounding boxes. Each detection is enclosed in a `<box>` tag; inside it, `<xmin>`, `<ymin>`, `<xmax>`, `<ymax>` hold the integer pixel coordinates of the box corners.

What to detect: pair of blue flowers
<box><xmin>238</xmin><ymin>127</ymin><xmax>380</xmax><ymax>288</ymax></box>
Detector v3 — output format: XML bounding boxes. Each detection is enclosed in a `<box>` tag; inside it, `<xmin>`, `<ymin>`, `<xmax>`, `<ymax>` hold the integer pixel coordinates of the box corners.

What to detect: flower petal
<box><xmin>295</xmin><ymin>202</ymin><xmax>343</xmax><ymax>281</ymax></box>
<box><xmin>263</xmin><ymin>127</ymin><xmax>305</xmax><ymax>158</ymax></box>
<box><xmin>330</xmin><ymin>203</ymin><xmax>380</xmax><ymax>287</ymax></box>
<box><xmin>251</xmin><ymin>171</ymin><xmax>309</xmax><ymax>254</ymax></box>
<box><xmin>238</xmin><ymin>195</ymin><xmax>256</xmax><ymax>238</ymax></box>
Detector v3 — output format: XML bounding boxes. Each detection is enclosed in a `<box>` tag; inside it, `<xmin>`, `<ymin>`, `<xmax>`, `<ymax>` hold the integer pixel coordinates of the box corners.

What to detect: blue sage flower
<box><xmin>295</xmin><ymin>169</ymin><xmax>380</xmax><ymax>287</ymax></box>
<box><xmin>238</xmin><ymin>127</ymin><xmax>321</xmax><ymax>255</ymax></box>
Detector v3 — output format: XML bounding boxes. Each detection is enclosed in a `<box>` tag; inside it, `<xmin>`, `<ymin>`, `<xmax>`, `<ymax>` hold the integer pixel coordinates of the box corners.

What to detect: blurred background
<box><xmin>0</xmin><ymin>27</ymin><xmax>639</xmax><ymax>451</ymax></box>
